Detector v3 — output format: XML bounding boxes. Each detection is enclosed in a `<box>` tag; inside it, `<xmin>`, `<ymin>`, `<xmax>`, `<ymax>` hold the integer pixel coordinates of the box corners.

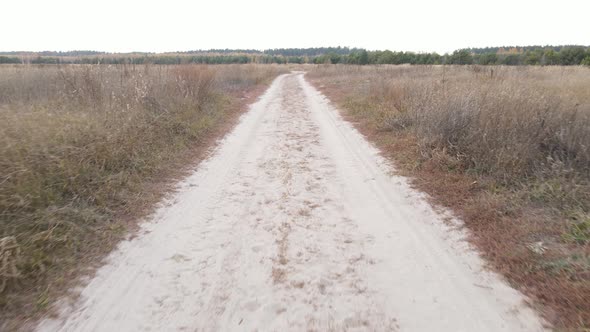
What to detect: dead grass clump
<box><xmin>0</xmin><ymin>237</ymin><xmax>20</xmax><ymax>293</ymax></box>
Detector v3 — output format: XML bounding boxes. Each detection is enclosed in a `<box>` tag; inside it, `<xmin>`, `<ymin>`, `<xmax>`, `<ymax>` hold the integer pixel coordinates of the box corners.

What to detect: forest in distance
<box><xmin>1</xmin><ymin>45</ymin><xmax>590</xmax><ymax>66</ymax></box>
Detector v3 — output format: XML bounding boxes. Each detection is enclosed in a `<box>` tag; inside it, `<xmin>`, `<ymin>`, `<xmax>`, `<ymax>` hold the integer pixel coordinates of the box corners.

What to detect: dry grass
<box><xmin>307</xmin><ymin>64</ymin><xmax>590</xmax><ymax>330</ymax></box>
<box><xmin>0</xmin><ymin>63</ymin><xmax>284</xmax><ymax>327</ymax></box>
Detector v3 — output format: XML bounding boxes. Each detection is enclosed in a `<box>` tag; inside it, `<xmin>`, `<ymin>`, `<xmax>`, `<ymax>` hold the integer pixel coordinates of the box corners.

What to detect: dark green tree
<box><xmin>447</xmin><ymin>50</ymin><xmax>473</xmax><ymax>65</ymax></box>
<box><xmin>377</xmin><ymin>50</ymin><xmax>395</xmax><ymax>64</ymax></box>
<box><xmin>358</xmin><ymin>50</ymin><xmax>369</xmax><ymax>65</ymax></box>
<box><xmin>560</xmin><ymin>47</ymin><xmax>586</xmax><ymax>65</ymax></box>
<box><xmin>478</xmin><ymin>53</ymin><xmax>498</xmax><ymax>65</ymax></box>
<box><xmin>501</xmin><ymin>54</ymin><xmax>521</xmax><ymax>65</ymax></box>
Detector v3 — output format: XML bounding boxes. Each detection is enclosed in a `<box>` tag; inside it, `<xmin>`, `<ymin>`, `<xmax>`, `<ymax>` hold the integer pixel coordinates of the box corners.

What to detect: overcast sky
<box><xmin>2</xmin><ymin>0</ymin><xmax>588</xmax><ymax>54</ymax></box>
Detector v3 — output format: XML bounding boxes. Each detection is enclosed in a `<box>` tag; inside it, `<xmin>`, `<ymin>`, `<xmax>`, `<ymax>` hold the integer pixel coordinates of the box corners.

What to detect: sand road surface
<box><xmin>39</xmin><ymin>73</ymin><xmax>546</xmax><ymax>332</ymax></box>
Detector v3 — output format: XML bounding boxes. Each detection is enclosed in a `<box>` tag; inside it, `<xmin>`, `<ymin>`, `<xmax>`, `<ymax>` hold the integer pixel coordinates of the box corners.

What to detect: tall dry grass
<box><xmin>309</xmin><ymin>65</ymin><xmax>590</xmax><ymax>210</ymax></box>
<box><xmin>0</xmin><ymin>64</ymin><xmax>283</xmax><ymax>321</ymax></box>
<box><xmin>307</xmin><ymin>64</ymin><xmax>590</xmax><ymax>329</ymax></box>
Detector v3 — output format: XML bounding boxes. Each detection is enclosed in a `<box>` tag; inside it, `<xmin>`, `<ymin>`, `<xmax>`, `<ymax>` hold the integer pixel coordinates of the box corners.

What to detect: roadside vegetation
<box><xmin>0</xmin><ymin>64</ymin><xmax>284</xmax><ymax>326</ymax></box>
<box><xmin>307</xmin><ymin>65</ymin><xmax>590</xmax><ymax>330</ymax></box>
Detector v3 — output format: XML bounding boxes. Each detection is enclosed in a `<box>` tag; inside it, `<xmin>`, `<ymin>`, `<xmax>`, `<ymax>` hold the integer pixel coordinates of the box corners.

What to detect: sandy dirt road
<box><xmin>39</xmin><ymin>73</ymin><xmax>546</xmax><ymax>332</ymax></box>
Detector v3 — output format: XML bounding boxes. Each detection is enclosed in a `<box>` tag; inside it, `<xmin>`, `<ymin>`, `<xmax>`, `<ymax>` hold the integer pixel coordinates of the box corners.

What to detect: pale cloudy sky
<box><xmin>2</xmin><ymin>0</ymin><xmax>588</xmax><ymax>54</ymax></box>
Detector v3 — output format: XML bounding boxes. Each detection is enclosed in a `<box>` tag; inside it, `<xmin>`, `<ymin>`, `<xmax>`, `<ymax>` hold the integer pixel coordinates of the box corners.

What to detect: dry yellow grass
<box><xmin>0</xmin><ymin>63</ymin><xmax>284</xmax><ymax>326</ymax></box>
<box><xmin>307</xmin><ymin>64</ymin><xmax>590</xmax><ymax>330</ymax></box>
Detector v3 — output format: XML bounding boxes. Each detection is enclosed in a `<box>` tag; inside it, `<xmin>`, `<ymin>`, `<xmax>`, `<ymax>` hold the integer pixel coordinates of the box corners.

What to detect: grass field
<box><xmin>2</xmin><ymin>63</ymin><xmax>589</xmax><ymax>330</ymax></box>
<box><xmin>307</xmin><ymin>64</ymin><xmax>590</xmax><ymax>330</ymax></box>
<box><xmin>0</xmin><ymin>64</ymin><xmax>284</xmax><ymax>325</ymax></box>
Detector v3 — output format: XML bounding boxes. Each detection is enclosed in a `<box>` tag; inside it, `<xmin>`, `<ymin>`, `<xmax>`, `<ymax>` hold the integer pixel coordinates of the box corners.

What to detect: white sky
<box><xmin>2</xmin><ymin>0</ymin><xmax>588</xmax><ymax>54</ymax></box>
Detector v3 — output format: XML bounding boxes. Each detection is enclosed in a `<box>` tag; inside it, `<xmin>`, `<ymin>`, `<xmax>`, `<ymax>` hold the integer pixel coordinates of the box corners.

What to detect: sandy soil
<box><xmin>38</xmin><ymin>73</ymin><xmax>546</xmax><ymax>332</ymax></box>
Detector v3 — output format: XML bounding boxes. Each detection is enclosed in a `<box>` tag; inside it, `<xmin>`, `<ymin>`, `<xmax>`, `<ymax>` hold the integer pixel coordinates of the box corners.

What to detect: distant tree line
<box><xmin>0</xmin><ymin>47</ymin><xmax>360</xmax><ymax>58</ymax></box>
<box><xmin>313</xmin><ymin>47</ymin><xmax>590</xmax><ymax>66</ymax></box>
<box><xmin>445</xmin><ymin>47</ymin><xmax>590</xmax><ymax>66</ymax></box>
<box><xmin>179</xmin><ymin>49</ymin><xmax>262</xmax><ymax>55</ymax></box>
<box><xmin>464</xmin><ymin>45</ymin><xmax>585</xmax><ymax>54</ymax></box>
<box><xmin>1</xmin><ymin>46</ymin><xmax>589</xmax><ymax>66</ymax></box>
<box><xmin>0</xmin><ymin>56</ymin><xmax>21</xmax><ymax>64</ymax></box>
<box><xmin>0</xmin><ymin>50</ymin><xmax>105</xmax><ymax>57</ymax></box>
<box><xmin>263</xmin><ymin>47</ymin><xmax>362</xmax><ymax>57</ymax></box>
